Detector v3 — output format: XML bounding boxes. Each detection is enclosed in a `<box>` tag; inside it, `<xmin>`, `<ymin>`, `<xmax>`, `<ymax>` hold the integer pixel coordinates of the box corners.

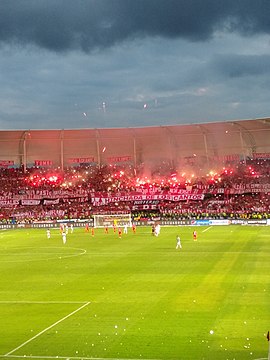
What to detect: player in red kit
<box><xmin>118</xmin><ymin>227</ymin><xmax>122</xmax><ymax>238</ymax></box>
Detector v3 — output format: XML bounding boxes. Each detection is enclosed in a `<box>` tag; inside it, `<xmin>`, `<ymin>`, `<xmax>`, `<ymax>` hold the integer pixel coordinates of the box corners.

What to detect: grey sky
<box><xmin>1</xmin><ymin>0</ymin><xmax>270</xmax><ymax>130</ymax></box>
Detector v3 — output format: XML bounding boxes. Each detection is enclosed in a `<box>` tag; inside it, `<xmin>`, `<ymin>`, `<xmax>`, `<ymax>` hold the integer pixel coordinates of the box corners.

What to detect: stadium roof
<box><xmin>0</xmin><ymin>118</ymin><xmax>270</xmax><ymax>170</ymax></box>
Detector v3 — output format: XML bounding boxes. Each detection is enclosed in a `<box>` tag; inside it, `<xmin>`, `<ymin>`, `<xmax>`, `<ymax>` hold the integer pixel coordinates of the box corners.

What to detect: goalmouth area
<box><xmin>0</xmin><ymin>224</ymin><xmax>269</xmax><ymax>360</ymax></box>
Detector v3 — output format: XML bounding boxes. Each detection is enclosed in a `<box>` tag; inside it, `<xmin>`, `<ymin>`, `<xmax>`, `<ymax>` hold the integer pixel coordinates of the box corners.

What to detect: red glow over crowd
<box><xmin>0</xmin><ymin>158</ymin><xmax>269</xmax><ymax>224</ymax></box>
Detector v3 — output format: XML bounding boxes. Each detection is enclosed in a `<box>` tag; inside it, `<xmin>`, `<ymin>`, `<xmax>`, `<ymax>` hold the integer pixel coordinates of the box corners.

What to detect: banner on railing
<box><xmin>34</xmin><ymin>160</ymin><xmax>53</xmax><ymax>166</ymax></box>
<box><xmin>68</xmin><ymin>157</ymin><xmax>95</xmax><ymax>163</ymax></box>
<box><xmin>107</xmin><ymin>156</ymin><xmax>132</xmax><ymax>163</ymax></box>
<box><xmin>0</xmin><ymin>160</ymin><xmax>14</xmax><ymax>167</ymax></box>
<box><xmin>253</xmin><ymin>152</ymin><xmax>270</xmax><ymax>159</ymax></box>
<box><xmin>91</xmin><ymin>192</ymin><xmax>204</xmax><ymax>206</ymax></box>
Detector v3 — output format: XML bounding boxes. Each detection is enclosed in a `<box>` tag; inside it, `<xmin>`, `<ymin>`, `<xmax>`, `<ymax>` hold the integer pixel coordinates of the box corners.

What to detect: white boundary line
<box><xmin>1</xmin><ymin>355</ymin><xmax>162</xmax><ymax>360</ymax></box>
<box><xmin>0</xmin><ymin>354</ymin><xmax>266</xmax><ymax>360</ymax></box>
<box><xmin>4</xmin><ymin>302</ymin><xmax>90</xmax><ymax>356</ymax></box>
<box><xmin>202</xmin><ymin>226</ymin><xmax>212</xmax><ymax>232</ymax></box>
<box><xmin>0</xmin><ymin>301</ymin><xmax>88</xmax><ymax>304</ymax></box>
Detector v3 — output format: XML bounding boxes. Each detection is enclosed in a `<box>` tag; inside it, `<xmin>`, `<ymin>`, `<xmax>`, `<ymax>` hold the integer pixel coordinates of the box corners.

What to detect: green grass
<box><xmin>0</xmin><ymin>225</ymin><xmax>269</xmax><ymax>360</ymax></box>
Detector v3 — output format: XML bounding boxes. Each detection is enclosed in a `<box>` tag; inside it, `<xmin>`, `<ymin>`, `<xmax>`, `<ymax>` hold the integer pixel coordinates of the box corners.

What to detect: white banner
<box><xmin>92</xmin><ymin>193</ymin><xmax>204</xmax><ymax>205</ymax></box>
<box><xmin>21</xmin><ymin>199</ymin><xmax>41</xmax><ymax>206</ymax></box>
<box><xmin>43</xmin><ymin>199</ymin><xmax>60</xmax><ymax>205</ymax></box>
<box><xmin>0</xmin><ymin>200</ymin><xmax>20</xmax><ymax>206</ymax></box>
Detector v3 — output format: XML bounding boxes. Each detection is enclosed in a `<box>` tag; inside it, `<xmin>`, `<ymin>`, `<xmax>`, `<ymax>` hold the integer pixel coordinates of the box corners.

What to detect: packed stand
<box><xmin>0</xmin><ymin>159</ymin><xmax>269</xmax><ymax>224</ymax></box>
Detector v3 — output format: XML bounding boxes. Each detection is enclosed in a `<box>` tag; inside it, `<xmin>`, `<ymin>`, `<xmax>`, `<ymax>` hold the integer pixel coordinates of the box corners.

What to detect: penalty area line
<box><xmin>4</xmin><ymin>302</ymin><xmax>90</xmax><ymax>356</ymax></box>
<box><xmin>202</xmin><ymin>226</ymin><xmax>212</xmax><ymax>233</ymax></box>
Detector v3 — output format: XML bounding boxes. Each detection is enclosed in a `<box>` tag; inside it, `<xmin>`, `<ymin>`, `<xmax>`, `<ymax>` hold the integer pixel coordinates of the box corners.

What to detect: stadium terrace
<box><xmin>0</xmin><ymin>119</ymin><xmax>269</xmax><ymax>225</ymax></box>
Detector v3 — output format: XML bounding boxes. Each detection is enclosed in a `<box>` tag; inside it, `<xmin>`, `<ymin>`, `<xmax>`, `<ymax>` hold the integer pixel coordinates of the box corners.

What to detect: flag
<box><xmin>267</xmin><ymin>331</ymin><xmax>270</xmax><ymax>341</ymax></box>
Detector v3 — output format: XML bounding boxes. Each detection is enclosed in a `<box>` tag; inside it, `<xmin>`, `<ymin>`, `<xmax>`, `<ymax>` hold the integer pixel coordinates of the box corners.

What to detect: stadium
<box><xmin>0</xmin><ymin>118</ymin><xmax>270</xmax><ymax>360</ymax></box>
<box><xmin>0</xmin><ymin>117</ymin><xmax>269</xmax><ymax>226</ymax></box>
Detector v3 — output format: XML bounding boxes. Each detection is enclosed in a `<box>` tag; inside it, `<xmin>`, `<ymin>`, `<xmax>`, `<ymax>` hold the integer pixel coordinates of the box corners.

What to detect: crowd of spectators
<box><xmin>0</xmin><ymin>158</ymin><xmax>269</xmax><ymax>224</ymax></box>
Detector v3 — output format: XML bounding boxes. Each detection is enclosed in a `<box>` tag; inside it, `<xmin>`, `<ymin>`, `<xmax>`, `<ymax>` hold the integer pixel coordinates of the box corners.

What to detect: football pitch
<box><xmin>0</xmin><ymin>225</ymin><xmax>269</xmax><ymax>360</ymax></box>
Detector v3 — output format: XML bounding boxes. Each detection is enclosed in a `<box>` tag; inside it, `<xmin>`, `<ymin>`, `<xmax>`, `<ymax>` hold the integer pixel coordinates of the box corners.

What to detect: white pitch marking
<box><xmin>0</xmin><ymin>247</ymin><xmax>86</xmax><ymax>263</ymax></box>
<box><xmin>0</xmin><ymin>355</ymin><xmax>161</xmax><ymax>360</ymax></box>
<box><xmin>4</xmin><ymin>302</ymin><xmax>90</xmax><ymax>356</ymax></box>
<box><xmin>202</xmin><ymin>226</ymin><xmax>212</xmax><ymax>232</ymax></box>
<box><xmin>0</xmin><ymin>301</ymin><xmax>88</xmax><ymax>304</ymax></box>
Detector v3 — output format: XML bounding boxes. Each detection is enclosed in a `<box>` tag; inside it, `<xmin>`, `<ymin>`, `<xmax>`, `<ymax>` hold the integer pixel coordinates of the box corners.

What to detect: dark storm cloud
<box><xmin>1</xmin><ymin>0</ymin><xmax>270</xmax><ymax>52</ymax></box>
<box><xmin>212</xmin><ymin>54</ymin><xmax>270</xmax><ymax>78</ymax></box>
